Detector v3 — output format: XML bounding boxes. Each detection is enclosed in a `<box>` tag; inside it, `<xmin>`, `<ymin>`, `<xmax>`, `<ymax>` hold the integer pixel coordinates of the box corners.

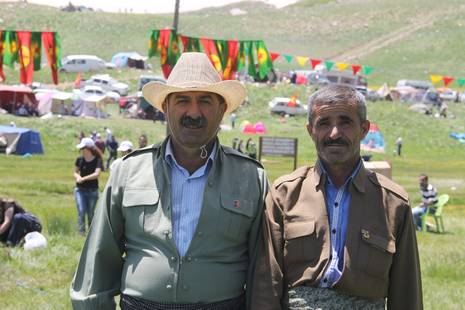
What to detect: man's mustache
<box><xmin>324</xmin><ymin>138</ymin><xmax>348</xmax><ymax>146</ymax></box>
<box><xmin>181</xmin><ymin>116</ymin><xmax>207</xmax><ymax>128</ymax></box>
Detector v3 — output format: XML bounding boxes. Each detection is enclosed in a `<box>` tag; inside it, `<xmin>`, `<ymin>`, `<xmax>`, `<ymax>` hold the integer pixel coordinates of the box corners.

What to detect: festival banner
<box><xmin>310</xmin><ymin>59</ymin><xmax>321</xmax><ymax>69</ymax></box>
<box><xmin>256</xmin><ymin>40</ymin><xmax>273</xmax><ymax>79</ymax></box>
<box><xmin>31</xmin><ymin>31</ymin><xmax>42</xmax><ymax>71</ymax></box>
<box><xmin>430</xmin><ymin>75</ymin><xmax>443</xmax><ymax>84</ymax></box>
<box><xmin>270</xmin><ymin>52</ymin><xmax>280</xmax><ymax>62</ymax></box>
<box><xmin>336</xmin><ymin>62</ymin><xmax>349</xmax><ymax>71</ymax></box>
<box><xmin>296</xmin><ymin>56</ymin><xmax>309</xmax><ymax>68</ymax></box>
<box><xmin>443</xmin><ymin>76</ymin><xmax>454</xmax><ymax>87</ymax></box>
<box><xmin>16</xmin><ymin>31</ymin><xmax>34</xmax><ymax>84</ymax></box>
<box><xmin>42</xmin><ymin>31</ymin><xmax>61</xmax><ymax>84</ymax></box>
<box><xmin>0</xmin><ymin>31</ymin><xmax>5</xmax><ymax>81</ymax></box>
<box><xmin>223</xmin><ymin>40</ymin><xmax>239</xmax><ymax>80</ymax></box>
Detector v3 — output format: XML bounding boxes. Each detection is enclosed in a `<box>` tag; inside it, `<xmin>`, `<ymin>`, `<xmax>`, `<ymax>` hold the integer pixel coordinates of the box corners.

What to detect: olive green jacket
<box><xmin>70</xmin><ymin>138</ymin><xmax>268</xmax><ymax>310</ymax></box>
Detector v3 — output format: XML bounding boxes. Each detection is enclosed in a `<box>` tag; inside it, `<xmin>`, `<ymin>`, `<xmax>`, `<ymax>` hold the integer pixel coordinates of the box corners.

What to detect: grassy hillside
<box><xmin>2</xmin><ymin>0</ymin><xmax>465</xmax><ymax>86</ymax></box>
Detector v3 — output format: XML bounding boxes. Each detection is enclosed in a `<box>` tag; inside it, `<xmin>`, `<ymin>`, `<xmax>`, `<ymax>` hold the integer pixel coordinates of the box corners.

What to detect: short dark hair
<box><xmin>307</xmin><ymin>85</ymin><xmax>366</xmax><ymax>124</ymax></box>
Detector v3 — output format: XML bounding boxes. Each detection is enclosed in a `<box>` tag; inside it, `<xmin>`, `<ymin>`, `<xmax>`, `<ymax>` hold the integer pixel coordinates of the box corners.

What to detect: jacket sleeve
<box><xmin>249</xmin><ymin>181</ymin><xmax>286</xmax><ymax>310</ymax></box>
<box><xmin>387</xmin><ymin>202</ymin><xmax>423</xmax><ymax>310</ymax></box>
<box><xmin>70</xmin><ymin>163</ymin><xmax>126</xmax><ymax>310</ymax></box>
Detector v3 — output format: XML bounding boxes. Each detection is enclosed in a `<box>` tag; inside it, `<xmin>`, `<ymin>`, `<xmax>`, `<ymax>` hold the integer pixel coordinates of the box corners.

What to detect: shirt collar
<box><xmin>165</xmin><ymin>138</ymin><xmax>217</xmax><ymax>175</ymax></box>
<box><xmin>314</xmin><ymin>158</ymin><xmax>365</xmax><ymax>193</ymax></box>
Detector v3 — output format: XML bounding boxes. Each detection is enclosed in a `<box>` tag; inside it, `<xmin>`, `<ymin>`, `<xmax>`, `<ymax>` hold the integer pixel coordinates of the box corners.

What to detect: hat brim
<box><xmin>142</xmin><ymin>80</ymin><xmax>246</xmax><ymax>114</ymax></box>
<box><xmin>76</xmin><ymin>143</ymin><xmax>85</xmax><ymax>149</ymax></box>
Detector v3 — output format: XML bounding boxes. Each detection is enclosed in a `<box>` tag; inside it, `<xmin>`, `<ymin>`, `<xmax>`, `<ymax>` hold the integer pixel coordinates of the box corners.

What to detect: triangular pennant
<box><xmin>270</xmin><ymin>52</ymin><xmax>280</xmax><ymax>62</ymax></box>
<box><xmin>457</xmin><ymin>78</ymin><xmax>465</xmax><ymax>87</ymax></box>
<box><xmin>430</xmin><ymin>75</ymin><xmax>443</xmax><ymax>84</ymax></box>
<box><xmin>443</xmin><ymin>76</ymin><xmax>454</xmax><ymax>87</ymax></box>
<box><xmin>283</xmin><ymin>54</ymin><xmax>293</xmax><ymax>63</ymax></box>
<box><xmin>362</xmin><ymin>65</ymin><xmax>374</xmax><ymax>75</ymax></box>
<box><xmin>351</xmin><ymin>65</ymin><xmax>361</xmax><ymax>75</ymax></box>
<box><xmin>336</xmin><ymin>62</ymin><xmax>349</xmax><ymax>71</ymax></box>
<box><xmin>296</xmin><ymin>56</ymin><xmax>309</xmax><ymax>67</ymax></box>
<box><xmin>325</xmin><ymin>61</ymin><xmax>334</xmax><ymax>71</ymax></box>
<box><xmin>310</xmin><ymin>59</ymin><xmax>322</xmax><ymax>69</ymax></box>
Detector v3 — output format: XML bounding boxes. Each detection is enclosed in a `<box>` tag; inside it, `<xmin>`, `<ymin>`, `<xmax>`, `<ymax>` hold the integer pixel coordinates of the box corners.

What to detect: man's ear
<box><xmin>161</xmin><ymin>100</ymin><xmax>168</xmax><ymax>113</ymax></box>
<box><xmin>361</xmin><ymin>119</ymin><xmax>370</xmax><ymax>139</ymax></box>
<box><xmin>306</xmin><ymin>123</ymin><xmax>315</xmax><ymax>141</ymax></box>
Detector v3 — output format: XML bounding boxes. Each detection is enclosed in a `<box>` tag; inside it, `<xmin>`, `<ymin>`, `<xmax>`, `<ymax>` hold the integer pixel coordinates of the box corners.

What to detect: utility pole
<box><xmin>173</xmin><ymin>0</ymin><xmax>180</xmax><ymax>32</ymax></box>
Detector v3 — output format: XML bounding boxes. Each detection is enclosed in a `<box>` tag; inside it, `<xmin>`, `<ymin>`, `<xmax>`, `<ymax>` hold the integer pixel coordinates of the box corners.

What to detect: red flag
<box><xmin>351</xmin><ymin>65</ymin><xmax>362</xmax><ymax>75</ymax></box>
<box><xmin>17</xmin><ymin>31</ymin><xmax>34</xmax><ymax>84</ymax></box>
<box><xmin>42</xmin><ymin>32</ymin><xmax>60</xmax><ymax>84</ymax></box>
<box><xmin>310</xmin><ymin>59</ymin><xmax>322</xmax><ymax>69</ymax></box>
<box><xmin>200</xmin><ymin>38</ymin><xmax>223</xmax><ymax>72</ymax></box>
<box><xmin>158</xmin><ymin>29</ymin><xmax>173</xmax><ymax>78</ymax></box>
<box><xmin>222</xmin><ymin>40</ymin><xmax>239</xmax><ymax>80</ymax></box>
<box><xmin>270</xmin><ymin>52</ymin><xmax>280</xmax><ymax>62</ymax></box>
<box><xmin>180</xmin><ymin>35</ymin><xmax>189</xmax><ymax>52</ymax></box>
<box><xmin>443</xmin><ymin>76</ymin><xmax>454</xmax><ymax>87</ymax></box>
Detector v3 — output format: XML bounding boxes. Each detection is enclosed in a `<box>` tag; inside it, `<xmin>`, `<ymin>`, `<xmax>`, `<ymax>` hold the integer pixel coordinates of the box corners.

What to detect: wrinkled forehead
<box><xmin>312</xmin><ymin>101</ymin><xmax>359</xmax><ymax>120</ymax></box>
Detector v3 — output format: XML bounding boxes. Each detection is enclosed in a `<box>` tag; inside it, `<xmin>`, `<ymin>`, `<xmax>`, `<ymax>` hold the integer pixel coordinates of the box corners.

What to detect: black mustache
<box><xmin>181</xmin><ymin>116</ymin><xmax>207</xmax><ymax>128</ymax></box>
<box><xmin>324</xmin><ymin>138</ymin><xmax>348</xmax><ymax>146</ymax></box>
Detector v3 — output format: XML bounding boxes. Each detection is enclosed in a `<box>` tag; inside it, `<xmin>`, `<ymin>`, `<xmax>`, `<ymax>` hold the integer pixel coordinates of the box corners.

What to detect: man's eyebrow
<box><xmin>174</xmin><ymin>95</ymin><xmax>190</xmax><ymax>100</ymax></box>
<box><xmin>339</xmin><ymin>115</ymin><xmax>353</xmax><ymax>122</ymax></box>
<box><xmin>316</xmin><ymin>116</ymin><xmax>329</xmax><ymax>123</ymax></box>
<box><xmin>197</xmin><ymin>94</ymin><xmax>214</xmax><ymax>100</ymax></box>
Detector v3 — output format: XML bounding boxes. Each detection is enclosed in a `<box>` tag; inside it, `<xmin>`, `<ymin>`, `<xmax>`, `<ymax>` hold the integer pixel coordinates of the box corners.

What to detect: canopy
<box><xmin>361</xmin><ymin>123</ymin><xmax>385</xmax><ymax>153</ymax></box>
<box><xmin>0</xmin><ymin>125</ymin><xmax>44</xmax><ymax>155</ymax></box>
<box><xmin>0</xmin><ymin>86</ymin><xmax>38</xmax><ymax>114</ymax></box>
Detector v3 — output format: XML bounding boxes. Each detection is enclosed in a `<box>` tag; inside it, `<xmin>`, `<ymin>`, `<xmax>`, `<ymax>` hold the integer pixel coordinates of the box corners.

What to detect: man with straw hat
<box><xmin>71</xmin><ymin>52</ymin><xmax>268</xmax><ymax>310</ymax></box>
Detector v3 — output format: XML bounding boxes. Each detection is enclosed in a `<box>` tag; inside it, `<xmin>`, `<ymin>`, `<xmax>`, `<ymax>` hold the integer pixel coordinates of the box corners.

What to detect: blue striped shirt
<box><xmin>165</xmin><ymin>140</ymin><xmax>216</xmax><ymax>257</ymax></box>
<box><xmin>319</xmin><ymin>159</ymin><xmax>362</xmax><ymax>288</ymax></box>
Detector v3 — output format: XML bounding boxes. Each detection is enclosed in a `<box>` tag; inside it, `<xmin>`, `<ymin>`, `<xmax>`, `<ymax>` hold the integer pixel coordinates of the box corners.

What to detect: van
<box><xmin>60</xmin><ymin>55</ymin><xmax>114</xmax><ymax>73</ymax></box>
<box><xmin>309</xmin><ymin>66</ymin><xmax>368</xmax><ymax>93</ymax></box>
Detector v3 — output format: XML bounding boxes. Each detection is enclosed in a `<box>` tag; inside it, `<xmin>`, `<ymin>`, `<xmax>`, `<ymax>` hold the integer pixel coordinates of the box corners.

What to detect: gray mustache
<box><xmin>324</xmin><ymin>138</ymin><xmax>348</xmax><ymax>146</ymax></box>
<box><xmin>181</xmin><ymin>116</ymin><xmax>207</xmax><ymax>128</ymax></box>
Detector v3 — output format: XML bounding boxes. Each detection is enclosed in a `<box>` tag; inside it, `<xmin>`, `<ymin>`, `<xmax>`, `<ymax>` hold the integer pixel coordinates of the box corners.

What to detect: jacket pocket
<box><xmin>358</xmin><ymin>229</ymin><xmax>396</xmax><ymax>279</ymax></box>
<box><xmin>122</xmin><ymin>188</ymin><xmax>160</xmax><ymax>234</ymax></box>
<box><xmin>218</xmin><ymin>194</ymin><xmax>254</xmax><ymax>242</ymax></box>
<box><xmin>284</xmin><ymin>220</ymin><xmax>318</xmax><ymax>263</ymax></box>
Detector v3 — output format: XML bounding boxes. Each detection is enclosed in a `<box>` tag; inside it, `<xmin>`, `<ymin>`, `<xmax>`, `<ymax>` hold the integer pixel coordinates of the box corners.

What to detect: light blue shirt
<box><xmin>165</xmin><ymin>140</ymin><xmax>216</xmax><ymax>257</ymax></box>
<box><xmin>319</xmin><ymin>159</ymin><xmax>362</xmax><ymax>288</ymax></box>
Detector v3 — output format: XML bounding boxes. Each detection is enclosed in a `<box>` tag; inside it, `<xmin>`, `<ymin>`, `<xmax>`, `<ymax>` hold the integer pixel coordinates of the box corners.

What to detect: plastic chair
<box><xmin>421</xmin><ymin>194</ymin><xmax>449</xmax><ymax>233</ymax></box>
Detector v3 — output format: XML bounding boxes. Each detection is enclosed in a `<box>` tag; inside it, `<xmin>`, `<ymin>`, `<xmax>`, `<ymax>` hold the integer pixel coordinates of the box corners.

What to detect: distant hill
<box><xmin>1</xmin><ymin>0</ymin><xmax>465</xmax><ymax>86</ymax></box>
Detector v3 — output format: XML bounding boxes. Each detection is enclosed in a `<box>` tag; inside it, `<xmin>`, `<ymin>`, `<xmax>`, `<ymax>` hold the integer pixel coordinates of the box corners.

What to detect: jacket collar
<box><xmin>313</xmin><ymin>158</ymin><xmax>366</xmax><ymax>193</ymax></box>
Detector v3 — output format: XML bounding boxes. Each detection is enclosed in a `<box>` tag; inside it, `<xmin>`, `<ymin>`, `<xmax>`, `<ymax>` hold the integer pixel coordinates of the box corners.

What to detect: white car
<box><xmin>268</xmin><ymin>97</ymin><xmax>307</xmax><ymax>116</ymax></box>
<box><xmin>438</xmin><ymin>89</ymin><xmax>458</xmax><ymax>102</ymax></box>
<box><xmin>60</xmin><ymin>55</ymin><xmax>114</xmax><ymax>72</ymax></box>
<box><xmin>81</xmin><ymin>74</ymin><xmax>129</xmax><ymax>96</ymax></box>
<box><xmin>80</xmin><ymin>85</ymin><xmax>120</xmax><ymax>103</ymax></box>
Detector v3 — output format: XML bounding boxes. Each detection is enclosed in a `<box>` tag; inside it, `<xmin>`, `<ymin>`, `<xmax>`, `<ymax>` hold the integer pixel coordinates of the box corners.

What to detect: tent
<box><xmin>361</xmin><ymin>123</ymin><xmax>385</xmax><ymax>153</ymax></box>
<box><xmin>0</xmin><ymin>86</ymin><xmax>38</xmax><ymax>115</ymax></box>
<box><xmin>111</xmin><ymin>52</ymin><xmax>148</xmax><ymax>69</ymax></box>
<box><xmin>0</xmin><ymin>125</ymin><xmax>44</xmax><ymax>155</ymax></box>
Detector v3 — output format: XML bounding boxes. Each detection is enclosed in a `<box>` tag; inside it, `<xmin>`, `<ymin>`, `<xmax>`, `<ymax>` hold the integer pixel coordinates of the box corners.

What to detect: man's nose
<box><xmin>329</xmin><ymin>125</ymin><xmax>341</xmax><ymax>139</ymax></box>
<box><xmin>186</xmin><ymin>101</ymin><xmax>202</xmax><ymax>117</ymax></box>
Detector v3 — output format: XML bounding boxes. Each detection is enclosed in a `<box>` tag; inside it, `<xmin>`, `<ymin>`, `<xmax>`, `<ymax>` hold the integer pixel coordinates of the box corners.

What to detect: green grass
<box><xmin>1</xmin><ymin>1</ymin><xmax>465</xmax><ymax>308</ymax></box>
<box><xmin>1</xmin><ymin>84</ymin><xmax>465</xmax><ymax>309</ymax></box>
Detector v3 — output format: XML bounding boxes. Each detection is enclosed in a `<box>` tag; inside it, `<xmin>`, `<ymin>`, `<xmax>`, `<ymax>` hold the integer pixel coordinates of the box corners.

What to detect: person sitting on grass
<box><xmin>0</xmin><ymin>197</ymin><xmax>42</xmax><ymax>247</ymax></box>
<box><xmin>412</xmin><ymin>174</ymin><xmax>438</xmax><ymax>230</ymax></box>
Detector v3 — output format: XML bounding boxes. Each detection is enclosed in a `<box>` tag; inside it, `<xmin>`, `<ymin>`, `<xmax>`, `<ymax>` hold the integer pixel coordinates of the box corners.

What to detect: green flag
<box><xmin>3</xmin><ymin>31</ymin><xmax>19</xmax><ymax>67</ymax></box>
<box><xmin>31</xmin><ymin>31</ymin><xmax>42</xmax><ymax>71</ymax></box>
<box><xmin>148</xmin><ymin>30</ymin><xmax>160</xmax><ymax>58</ymax></box>
<box><xmin>215</xmin><ymin>39</ymin><xmax>229</xmax><ymax>69</ymax></box>
<box><xmin>236</xmin><ymin>41</ymin><xmax>246</xmax><ymax>72</ymax></box>
<box><xmin>283</xmin><ymin>54</ymin><xmax>293</xmax><ymax>63</ymax></box>
<box><xmin>256</xmin><ymin>40</ymin><xmax>273</xmax><ymax>79</ymax></box>
<box><xmin>247</xmin><ymin>41</ymin><xmax>257</xmax><ymax>79</ymax></box>
<box><xmin>457</xmin><ymin>78</ymin><xmax>465</xmax><ymax>87</ymax></box>
<box><xmin>362</xmin><ymin>65</ymin><xmax>374</xmax><ymax>75</ymax></box>
<box><xmin>325</xmin><ymin>60</ymin><xmax>334</xmax><ymax>71</ymax></box>
<box><xmin>167</xmin><ymin>31</ymin><xmax>180</xmax><ymax>67</ymax></box>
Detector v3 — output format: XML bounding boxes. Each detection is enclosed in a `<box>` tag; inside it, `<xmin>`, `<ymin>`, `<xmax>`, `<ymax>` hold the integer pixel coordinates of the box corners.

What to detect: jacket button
<box><xmin>187</xmin><ymin>256</ymin><xmax>192</xmax><ymax>262</ymax></box>
<box><xmin>166</xmin><ymin>284</ymin><xmax>172</xmax><ymax>289</ymax></box>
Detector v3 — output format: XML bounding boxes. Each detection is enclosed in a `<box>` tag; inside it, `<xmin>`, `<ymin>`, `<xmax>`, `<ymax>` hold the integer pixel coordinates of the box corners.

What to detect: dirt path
<box><xmin>327</xmin><ymin>12</ymin><xmax>445</xmax><ymax>62</ymax></box>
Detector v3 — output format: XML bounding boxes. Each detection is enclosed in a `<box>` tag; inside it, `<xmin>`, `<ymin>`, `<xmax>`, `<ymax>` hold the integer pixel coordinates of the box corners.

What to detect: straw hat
<box><xmin>142</xmin><ymin>52</ymin><xmax>246</xmax><ymax>114</ymax></box>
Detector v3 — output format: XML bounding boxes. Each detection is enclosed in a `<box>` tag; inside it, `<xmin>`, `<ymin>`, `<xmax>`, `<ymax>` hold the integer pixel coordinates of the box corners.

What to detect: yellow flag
<box><xmin>430</xmin><ymin>75</ymin><xmax>443</xmax><ymax>84</ymax></box>
<box><xmin>336</xmin><ymin>62</ymin><xmax>349</xmax><ymax>70</ymax></box>
<box><xmin>296</xmin><ymin>56</ymin><xmax>309</xmax><ymax>67</ymax></box>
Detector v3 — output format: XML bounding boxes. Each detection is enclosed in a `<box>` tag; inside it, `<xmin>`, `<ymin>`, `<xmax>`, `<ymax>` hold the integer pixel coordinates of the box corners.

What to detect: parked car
<box><xmin>396</xmin><ymin>79</ymin><xmax>433</xmax><ymax>91</ymax></box>
<box><xmin>81</xmin><ymin>74</ymin><xmax>129</xmax><ymax>96</ymax></box>
<box><xmin>268</xmin><ymin>97</ymin><xmax>307</xmax><ymax>116</ymax></box>
<box><xmin>138</xmin><ymin>74</ymin><xmax>166</xmax><ymax>91</ymax></box>
<box><xmin>437</xmin><ymin>88</ymin><xmax>458</xmax><ymax>102</ymax></box>
<box><xmin>60</xmin><ymin>55</ymin><xmax>115</xmax><ymax>73</ymax></box>
<box><xmin>80</xmin><ymin>85</ymin><xmax>120</xmax><ymax>103</ymax></box>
